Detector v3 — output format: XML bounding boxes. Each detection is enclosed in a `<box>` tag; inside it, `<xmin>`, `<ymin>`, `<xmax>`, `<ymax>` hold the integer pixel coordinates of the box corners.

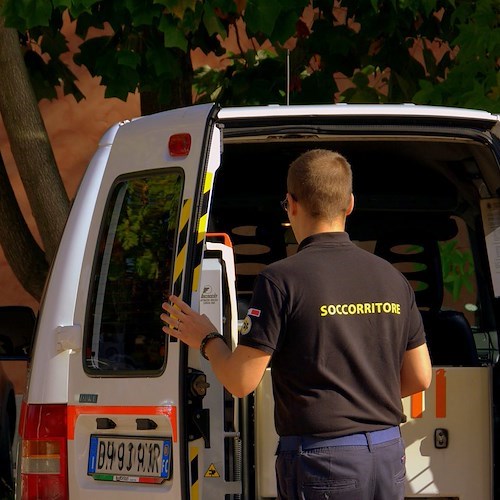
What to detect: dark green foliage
<box><xmin>1</xmin><ymin>0</ymin><xmax>498</xmax><ymax>111</ymax></box>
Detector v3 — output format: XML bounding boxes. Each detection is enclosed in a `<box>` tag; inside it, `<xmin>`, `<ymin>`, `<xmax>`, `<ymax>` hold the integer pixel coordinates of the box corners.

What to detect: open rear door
<box><xmin>45</xmin><ymin>104</ymin><xmax>223</xmax><ymax>500</ymax></box>
<box><xmin>183</xmin><ymin>234</ymin><xmax>242</xmax><ymax>499</ymax></box>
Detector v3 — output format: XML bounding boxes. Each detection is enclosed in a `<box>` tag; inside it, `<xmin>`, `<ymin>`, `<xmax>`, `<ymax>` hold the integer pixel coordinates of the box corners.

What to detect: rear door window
<box><xmin>84</xmin><ymin>170</ymin><xmax>183</xmax><ymax>374</ymax></box>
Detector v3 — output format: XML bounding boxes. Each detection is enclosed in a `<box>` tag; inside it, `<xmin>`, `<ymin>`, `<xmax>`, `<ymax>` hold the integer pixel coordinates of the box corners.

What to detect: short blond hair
<box><xmin>287</xmin><ymin>149</ymin><xmax>352</xmax><ymax>221</ymax></box>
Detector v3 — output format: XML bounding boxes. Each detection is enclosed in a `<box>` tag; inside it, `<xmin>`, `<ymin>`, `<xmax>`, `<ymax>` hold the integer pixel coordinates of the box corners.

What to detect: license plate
<box><xmin>88</xmin><ymin>435</ymin><xmax>172</xmax><ymax>483</ymax></box>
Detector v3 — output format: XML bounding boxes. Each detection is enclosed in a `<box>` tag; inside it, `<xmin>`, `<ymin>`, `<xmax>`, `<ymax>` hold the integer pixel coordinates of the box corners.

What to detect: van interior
<box><xmin>209</xmin><ymin>125</ymin><xmax>500</xmax><ymax>369</ymax></box>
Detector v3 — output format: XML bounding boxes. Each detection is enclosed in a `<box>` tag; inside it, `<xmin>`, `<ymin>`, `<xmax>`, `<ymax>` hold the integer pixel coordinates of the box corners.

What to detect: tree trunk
<box><xmin>0</xmin><ymin>153</ymin><xmax>48</xmax><ymax>299</ymax></box>
<box><xmin>140</xmin><ymin>49</ymin><xmax>194</xmax><ymax>115</ymax></box>
<box><xmin>0</xmin><ymin>14</ymin><xmax>70</xmax><ymax>296</ymax></box>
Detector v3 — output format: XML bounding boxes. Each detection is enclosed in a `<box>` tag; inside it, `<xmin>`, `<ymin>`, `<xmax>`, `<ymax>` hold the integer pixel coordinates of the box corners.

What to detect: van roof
<box><xmin>218</xmin><ymin>103</ymin><xmax>499</xmax><ymax>123</ymax></box>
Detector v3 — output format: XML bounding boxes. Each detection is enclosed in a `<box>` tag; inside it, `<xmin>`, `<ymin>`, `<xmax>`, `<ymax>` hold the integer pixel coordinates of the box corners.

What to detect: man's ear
<box><xmin>288</xmin><ymin>194</ymin><xmax>299</xmax><ymax>216</ymax></box>
<box><xmin>346</xmin><ymin>194</ymin><xmax>354</xmax><ymax>216</ymax></box>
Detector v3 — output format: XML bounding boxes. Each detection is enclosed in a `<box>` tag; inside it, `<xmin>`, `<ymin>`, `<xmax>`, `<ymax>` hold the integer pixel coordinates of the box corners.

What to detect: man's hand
<box><xmin>161</xmin><ymin>294</ymin><xmax>218</xmax><ymax>350</ymax></box>
<box><xmin>161</xmin><ymin>294</ymin><xmax>270</xmax><ymax>397</ymax></box>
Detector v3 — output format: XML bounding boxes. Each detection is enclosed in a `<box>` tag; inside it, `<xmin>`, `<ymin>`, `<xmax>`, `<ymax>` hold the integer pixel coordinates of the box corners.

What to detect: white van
<box><xmin>11</xmin><ymin>103</ymin><xmax>500</xmax><ymax>499</ymax></box>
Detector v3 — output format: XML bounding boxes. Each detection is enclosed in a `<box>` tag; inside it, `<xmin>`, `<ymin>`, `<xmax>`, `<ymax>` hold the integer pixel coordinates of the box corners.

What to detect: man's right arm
<box><xmin>204</xmin><ymin>340</ymin><xmax>271</xmax><ymax>398</ymax></box>
<box><xmin>400</xmin><ymin>343</ymin><xmax>432</xmax><ymax>398</ymax></box>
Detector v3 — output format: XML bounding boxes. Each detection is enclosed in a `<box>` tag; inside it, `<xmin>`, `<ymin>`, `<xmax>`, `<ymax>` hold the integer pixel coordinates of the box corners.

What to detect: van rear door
<box><xmin>58</xmin><ymin>104</ymin><xmax>220</xmax><ymax>500</ymax></box>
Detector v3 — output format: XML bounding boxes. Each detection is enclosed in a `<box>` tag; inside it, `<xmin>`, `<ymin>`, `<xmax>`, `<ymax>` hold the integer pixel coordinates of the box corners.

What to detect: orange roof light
<box><xmin>169</xmin><ymin>133</ymin><xmax>191</xmax><ymax>157</ymax></box>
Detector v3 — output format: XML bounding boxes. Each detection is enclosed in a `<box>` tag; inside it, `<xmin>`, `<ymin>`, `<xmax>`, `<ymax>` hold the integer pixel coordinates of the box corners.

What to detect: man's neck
<box><xmin>295</xmin><ymin>218</ymin><xmax>345</xmax><ymax>244</ymax></box>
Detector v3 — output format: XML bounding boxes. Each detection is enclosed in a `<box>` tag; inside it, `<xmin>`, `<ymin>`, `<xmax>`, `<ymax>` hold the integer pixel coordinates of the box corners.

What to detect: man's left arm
<box><xmin>400</xmin><ymin>343</ymin><xmax>432</xmax><ymax>398</ymax></box>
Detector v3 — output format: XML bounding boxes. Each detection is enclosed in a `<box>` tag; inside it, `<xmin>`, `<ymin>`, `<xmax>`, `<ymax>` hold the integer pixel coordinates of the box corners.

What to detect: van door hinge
<box><xmin>56</xmin><ymin>325</ymin><xmax>82</xmax><ymax>353</ymax></box>
<box><xmin>192</xmin><ymin>408</ymin><xmax>210</xmax><ymax>448</ymax></box>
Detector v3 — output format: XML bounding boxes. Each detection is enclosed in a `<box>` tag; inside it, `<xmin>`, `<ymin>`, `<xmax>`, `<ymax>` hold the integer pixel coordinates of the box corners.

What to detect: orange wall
<box><xmin>0</xmin><ymin>15</ymin><xmax>141</xmax><ymax>312</ymax></box>
<box><xmin>0</xmin><ymin>11</ymin><xmax>271</xmax><ymax>312</ymax></box>
<box><xmin>0</xmin><ymin>5</ymin><xmax>434</xmax><ymax>313</ymax></box>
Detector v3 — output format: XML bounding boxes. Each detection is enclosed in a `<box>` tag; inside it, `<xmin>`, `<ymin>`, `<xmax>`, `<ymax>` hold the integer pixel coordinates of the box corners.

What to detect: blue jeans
<box><xmin>275</xmin><ymin>429</ymin><xmax>406</xmax><ymax>500</ymax></box>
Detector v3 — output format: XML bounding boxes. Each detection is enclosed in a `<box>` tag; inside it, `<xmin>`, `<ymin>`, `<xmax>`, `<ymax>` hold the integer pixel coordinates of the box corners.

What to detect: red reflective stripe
<box><xmin>67</xmin><ymin>405</ymin><xmax>177</xmax><ymax>441</ymax></box>
<box><xmin>436</xmin><ymin>368</ymin><xmax>447</xmax><ymax>418</ymax></box>
<box><xmin>410</xmin><ymin>392</ymin><xmax>423</xmax><ymax>419</ymax></box>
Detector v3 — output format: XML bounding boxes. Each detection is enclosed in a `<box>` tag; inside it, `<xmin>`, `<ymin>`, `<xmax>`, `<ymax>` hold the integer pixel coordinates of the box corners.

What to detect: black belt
<box><xmin>279</xmin><ymin>426</ymin><xmax>401</xmax><ymax>452</ymax></box>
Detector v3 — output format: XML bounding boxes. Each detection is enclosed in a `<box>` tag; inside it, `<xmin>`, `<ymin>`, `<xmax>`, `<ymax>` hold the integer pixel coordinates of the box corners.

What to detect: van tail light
<box><xmin>18</xmin><ymin>403</ymin><xmax>68</xmax><ymax>500</ymax></box>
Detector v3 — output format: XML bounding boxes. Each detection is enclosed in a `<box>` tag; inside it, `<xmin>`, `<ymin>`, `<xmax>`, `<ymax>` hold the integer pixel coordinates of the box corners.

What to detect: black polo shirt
<box><xmin>239</xmin><ymin>232</ymin><xmax>426</xmax><ymax>438</ymax></box>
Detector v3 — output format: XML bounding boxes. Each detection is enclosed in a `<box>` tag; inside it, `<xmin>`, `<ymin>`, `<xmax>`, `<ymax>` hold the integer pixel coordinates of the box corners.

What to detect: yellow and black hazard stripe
<box><xmin>191</xmin><ymin>172</ymin><xmax>214</xmax><ymax>293</ymax></box>
<box><xmin>170</xmin><ymin>173</ymin><xmax>214</xmax><ymax>341</ymax></box>
<box><xmin>169</xmin><ymin>197</ymin><xmax>192</xmax><ymax>343</ymax></box>
<box><xmin>172</xmin><ymin>197</ymin><xmax>192</xmax><ymax>296</ymax></box>
<box><xmin>189</xmin><ymin>446</ymin><xmax>200</xmax><ymax>499</ymax></box>
<box><xmin>172</xmin><ymin>173</ymin><xmax>214</xmax><ymax>296</ymax></box>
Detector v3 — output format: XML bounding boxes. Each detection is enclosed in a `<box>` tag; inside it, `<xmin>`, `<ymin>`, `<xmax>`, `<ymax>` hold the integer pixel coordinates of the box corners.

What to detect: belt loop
<box><xmin>366</xmin><ymin>432</ymin><xmax>373</xmax><ymax>452</ymax></box>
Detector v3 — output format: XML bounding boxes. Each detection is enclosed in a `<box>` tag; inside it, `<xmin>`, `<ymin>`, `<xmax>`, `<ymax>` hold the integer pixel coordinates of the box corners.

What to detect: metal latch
<box><xmin>434</xmin><ymin>428</ymin><xmax>448</xmax><ymax>448</ymax></box>
<box><xmin>187</xmin><ymin>368</ymin><xmax>211</xmax><ymax>448</ymax></box>
<box><xmin>191</xmin><ymin>373</ymin><xmax>210</xmax><ymax>397</ymax></box>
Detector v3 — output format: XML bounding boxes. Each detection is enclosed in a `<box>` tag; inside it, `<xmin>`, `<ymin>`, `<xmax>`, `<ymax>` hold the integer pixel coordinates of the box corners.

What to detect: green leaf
<box><xmin>270</xmin><ymin>9</ymin><xmax>300</xmax><ymax>44</ymax></box>
<box><xmin>74</xmin><ymin>11</ymin><xmax>104</xmax><ymax>38</ymax></box>
<box><xmin>295</xmin><ymin>71</ymin><xmax>337</xmax><ymax>105</ymax></box>
<box><xmin>125</xmin><ymin>0</ymin><xmax>164</xmax><ymax>26</ymax></box>
<box><xmin>209</xmin><ymin>0</ymin><xmax>238</xmax><ymax>12</ymax></box>
<box><xmin>52</xmin><ymin>0</ymin><xmax>72</xmax><ymax>7</ymax></box>
<box><xmin>203</xmin><ymin>1</ymin><xmax>226</xmax><ymax>38</ymax></box>
<box><xmin>159</xmin><ymin>13</ymin><xmax>188</xmax><ymax>51</ymax></box>
<box><xmin>156</xmin><ymin>0</ymin><xmax>198</xmax><ymax>19</ymax></box>
<box><xmin>179</xmin><ymin>3</ymin><xmax>202</xmax><ymax>31</ymax></box>
<box><xmin>351</xmin><ymin>70</ymin><xmax>370</xmax><ymax>88</ymax></box>
<box><xmin>2</xmin><ymin>0</ymin><xmax>53</xmax><ymax>29</ymax></box>
<box><xmin>40</xmin><ymin>30</ymin><xmax>69</xmax><ymax>59</ymax></box>
<box><xmin>116</xmin><ymin>50</ymin><xmax>141</xmax><ymax>69</ymax></box>
<box><xmin>104</xmin><ymin>77</ymin><xmax>135</xmax><ymax>101</ymax></box>
<box><xmin>67</xmin><ymin>0</ymin><xmax>96</xmax><ymax>17</ymax></box>
<box><xmin>421</xmin><ymin>0</ymin><xmax>437</xmax><ymax>17</ymax></box>
<box><xmin>74</xmin><ymin>36</ymin><xmax>114</xmax><ymax>77</ymax></box>
<box><xmin>24</xmin><ymin>50</ymin><xmax>59</xmax><ymax>100</ymax></box>
<box><xmin>244</xmin><ymin>0</ymin><xmax>282</xmax><ymax>37</ymax></box>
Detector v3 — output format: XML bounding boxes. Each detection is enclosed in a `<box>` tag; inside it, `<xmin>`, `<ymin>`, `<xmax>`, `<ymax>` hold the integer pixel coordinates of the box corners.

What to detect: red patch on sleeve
<box><xmin>248</xmin><ymin>308</ymin><xmax>261</xmax><ymax>318</ymax></box>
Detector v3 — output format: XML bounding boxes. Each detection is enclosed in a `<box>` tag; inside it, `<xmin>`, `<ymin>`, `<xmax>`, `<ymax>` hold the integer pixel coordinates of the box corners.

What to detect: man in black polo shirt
<box><xmin>162</xmin><ymin>149</ymin><xmax>432</xmax><ymax>499</ymax></box>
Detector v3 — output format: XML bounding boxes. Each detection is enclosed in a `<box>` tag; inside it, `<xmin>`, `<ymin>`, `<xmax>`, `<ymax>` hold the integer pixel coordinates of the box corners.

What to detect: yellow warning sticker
<box><xmin>204</xmin><ymin>463</ymin><xmax>220</xmax><ymax>478</ymax></box>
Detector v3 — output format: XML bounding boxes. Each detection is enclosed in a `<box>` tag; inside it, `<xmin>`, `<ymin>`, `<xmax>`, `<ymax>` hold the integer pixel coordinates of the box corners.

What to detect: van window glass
<box><xmin>84</xmin><ymin>171</ymin><xmax>183</xmax><ymax>374</ymax></box>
